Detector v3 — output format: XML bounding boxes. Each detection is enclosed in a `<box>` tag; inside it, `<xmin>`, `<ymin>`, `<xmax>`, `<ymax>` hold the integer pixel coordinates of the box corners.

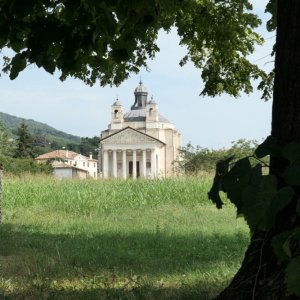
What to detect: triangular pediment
<box><xmin>101</xmin><ymin>127</ymin><xmax>165</xmax><ymax>146</ymax></box>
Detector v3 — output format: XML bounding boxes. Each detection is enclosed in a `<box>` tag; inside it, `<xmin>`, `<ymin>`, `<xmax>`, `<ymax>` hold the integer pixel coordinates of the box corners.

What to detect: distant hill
<box><xmin>0</xmin><ymin>112</ymin><xmax>81</xmax><ymax>145</ymax></box>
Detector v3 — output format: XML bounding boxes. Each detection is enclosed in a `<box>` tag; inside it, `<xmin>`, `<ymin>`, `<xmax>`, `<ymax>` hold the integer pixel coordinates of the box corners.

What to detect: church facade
<box><xmin>99</xmin><ymin>82</ymin><xmax>181</xmax><ymax>179</ymax></box>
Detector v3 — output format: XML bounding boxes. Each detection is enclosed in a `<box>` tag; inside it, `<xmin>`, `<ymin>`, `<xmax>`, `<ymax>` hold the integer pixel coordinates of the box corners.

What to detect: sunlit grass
<box><xmin>0</xmin><ymin>175</ymin><xmax>249</xmax><ymax>299</ymax></box>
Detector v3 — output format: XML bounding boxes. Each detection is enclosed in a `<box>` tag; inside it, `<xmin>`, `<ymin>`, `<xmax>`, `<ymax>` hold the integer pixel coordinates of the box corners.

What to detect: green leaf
<box><xmin>286</xmin><ymin>257</ymin><xmax>300</xmax><ymax>296</ymax></box>
<box><xmin>282</xmin><ymin>237</ymin><xmax>292</xmax><ymax>258</ymax></box>
<box><xmin>273</xmin><ymin>228</ymin><xmax>300</xmax><ymax>262</ymax></box>
<box><xmin>242</xmin><ymin>175</ymin><xmax>277</xmax><ymax>231</ymax></box>
<box><xmin>266</xmin><ymin>186</ymin><xmax>295</xmax><ymax>228</ymax></box>
<box><xmin>282</xmin><ymin>143</ymin><xmax>300</xmax><ymax>162</ymax></box>
<box><xmin>249</xmin><ymin>164</ymin><xmax>263</xmax><ymax>186</ymax></box>
<box><xmin>208</xmin><ymin>174</ymin><xmax>224</xmax><ymax>209</ymax></box>
<box><xmin>223</xmin><ymin>158</ymin><xmax>252</xmax><ymax>214</ymax></box>
<box><xmin>255</xmin><ymin>135</ymin><xmax>280</xmax><ymax>158</ymax></box>
<box><xmin>208</xmin><ymin>156</ymin><xmax>234</xmax><ymax>209</ymax></box>
<box><xmin>143</xmin><ymin>15</ymin><xmax>156</xmax><ymax>26</ymax></box>
<box><xmin>9</xmin><ymin>53</ymin><xmax>27</xmax><ymax>80</ymax></box>
<box><xmin>283</xmin><ymin>162</ymin><xmax>300</xmax><ymax>186</ymax></box>
<box><xmin>297</xmin><ymin>200</ymin><xmax>300</xmax><ymax>216</ymax></box>
<box><xmin>272</xmin><ymin>230</ymin><xmax>295</xmax><ymax>262</ymax></box>
<box><xmin>43</xmin><ymin>60</ymin><xmax>56</xmax><ymax>74</ymax></box>
<box><xmin>111</xmin><ymin>48</ymin><xmax>129</xmax><ymax>62</ymax></box>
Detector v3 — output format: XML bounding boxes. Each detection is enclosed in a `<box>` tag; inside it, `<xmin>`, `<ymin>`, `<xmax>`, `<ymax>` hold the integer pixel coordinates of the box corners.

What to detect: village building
<box><xmin>35</xmin><ymin>150</ymin><xmax>98</xmax><ymax>179</ymax></box>
<box><xmin>99</xmin><ymin>81</ymin><xmax>181</xmax><ymax>179</ymax></box>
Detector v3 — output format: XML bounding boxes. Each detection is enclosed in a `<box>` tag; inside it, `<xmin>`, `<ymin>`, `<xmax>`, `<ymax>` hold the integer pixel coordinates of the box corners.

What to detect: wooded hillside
<box><xmin>0</xmin><ymin>111</ymin><xmax>81</xmax><ymax>145</ymax></box>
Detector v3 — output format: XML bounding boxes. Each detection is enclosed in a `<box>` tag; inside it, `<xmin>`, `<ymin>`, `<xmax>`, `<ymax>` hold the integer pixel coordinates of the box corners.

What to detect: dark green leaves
<box><xmin>209</xmin><ymin>140</ymin><xmax>298</xmax><ymax>231</ymax></box>
<box><xmin>286</xmin><ymin>257</ymin><xmax>300</xmax><ymax>296</ymax></box>
<box><xmin>176</xmin><ymin>0</ymin><xmax>265</xmax><ymax>98</ymax></box>
<box><xmin>242</xmin><ymin>175</ymin><xmax>277</xmax><ymax>231</ymax></box>
<box><xmin>272</xmin><ymin>229</ymin><xmax>300</xmax><ymax>296</ymax></box>
<box><xmin>208</xmin><ymin>174</ymin><xmax>225</xmax><ymax>209</ymax></box>
<box><xmin>222</xmin><ymin>158</ymin><xmax>253</xmax><ymax>215</ymax></box>
<box><xmin>265</xmin><ymin>0</ymin><xmax>277</xmax><ymax>32</ymax></box>
<box><xmin>255</xmin><ymin>138</ymin><xmax>300</xmax><ymax>186</ymax></box>
<box><xmin>0</xmin><ymin>0</ymin><xmax>268</xmax><ymax>93</ymax></box>
<box><xmin>208</xmin><ymin>156</ymin><xmax>234</xmax><ymax>209</ymax></box>
<box><xmin>297</xmin><ymin>200</ymin><xmax>300</xmax><ymax>216</ymax></box>
<box><xmin>283</xmin><ymin>162</ymin><xmax>300</xmax><ymax>186</ymax></box>
<box><xmin>255</xmin><ymin>135</ymin><xmax>279</xmax><ymax>158</ymax></box>
<box><xmin>9</xmin><ymin>52</ymin><xmax>27</xmax><ymax>80</ymax></box>
<box><xmin>267</xmin><ymin>186</ymin><xmax>294</xmax><ymax>227</ymax></box>
<box><xmin>282</xmin><ymin>143</ymin><xmax>300</xmax><ymax>162</ymax></box>
<box><xmin>272</xmin><ymin>230</ymin><xmax>294</xmax><ymax>261</ymax></box>
<box><xmin>111</xmin><ymin>49</ymin><xmax>129</xmax><ymax>63</ymax></box>
<box><xmin>282</xmin><ymin>143</ymin><xmax>300</xmax><ymax>186</ymax></box>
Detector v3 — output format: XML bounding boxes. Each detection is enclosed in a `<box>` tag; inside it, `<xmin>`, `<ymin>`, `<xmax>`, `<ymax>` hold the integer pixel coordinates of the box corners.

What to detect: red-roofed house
<box><xmin>36</xmin><ymin>150</ymin><xmax>98</xmax><ymax>179</ymax></box>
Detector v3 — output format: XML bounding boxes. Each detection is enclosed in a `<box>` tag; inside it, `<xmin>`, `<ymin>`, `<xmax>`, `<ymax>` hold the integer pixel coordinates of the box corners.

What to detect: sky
<box><xmin>0</xmin><ymin>0</ymin><xmax>274</xmax><ymax>149</ymax></box>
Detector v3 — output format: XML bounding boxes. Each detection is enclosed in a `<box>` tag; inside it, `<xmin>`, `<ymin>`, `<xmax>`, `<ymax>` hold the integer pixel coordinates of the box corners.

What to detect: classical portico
<box><xmin>99</xmin><ymin>81</ymin><xmax>181</xmax><ymax>178</ymax></box>
<box><xmin>101</xmin><ymin>127</ymin><xmax>165</xmax><ymax>179</ymax></box>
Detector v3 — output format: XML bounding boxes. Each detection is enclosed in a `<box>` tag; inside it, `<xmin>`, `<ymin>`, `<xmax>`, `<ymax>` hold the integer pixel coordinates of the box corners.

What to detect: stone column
<box><xmin>122</xmin><ymin>150</ymin><xmax>127</xmax><ymax>179</ymax></box>
<box><xmin>142</xmin><ymin>149</ymin><xmax>147</xmax><ymax>178</ymax></box>
<box><xmin>151</xmin><ymin>148</ymin><xmax>156</xmax><ymax>178</ymax></box>
<box><xmin>112</xmin><ymin>150</ymin><xmax>117</xmax><ymax>178</ymax></box>
<box><xmin>103</xmin><ymin>150</ymin><xmax>109</xmax><ymax>178</ymax></box>
<box><xmin>133</xmin><ymin>149</ymin><xmax>137</xmax><ymax>179</ymax></box>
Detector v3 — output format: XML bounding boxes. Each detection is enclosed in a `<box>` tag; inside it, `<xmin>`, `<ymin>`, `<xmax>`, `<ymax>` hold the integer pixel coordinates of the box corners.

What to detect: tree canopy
<box><xmin>1</xmin><ymin>0</ymin><xmax>272</xmax><ymax>98</ymax></box>
<box><xmin>0</xmin><ymin>121</ymin><xmax>14</xmax><ymax>157</ymax></box>
<box><xmin>14</xmin><ymin>121</ymin><xmax>34</xmax><ymax>158</ymax></box>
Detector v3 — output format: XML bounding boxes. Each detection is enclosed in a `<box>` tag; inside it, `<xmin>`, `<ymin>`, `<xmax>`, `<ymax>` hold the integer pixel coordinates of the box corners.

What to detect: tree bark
<box><xmin>216</xmin><ymin>1</ymin><xmax>300</xmax><ymax>299</ymax></box>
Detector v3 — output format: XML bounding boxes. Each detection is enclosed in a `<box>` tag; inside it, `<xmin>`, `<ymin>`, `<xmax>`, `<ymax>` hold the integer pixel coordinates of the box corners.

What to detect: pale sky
<box><xmin>0</xmin><ymin>1</ymin><xmax>274</xmax><ymax>149</ymax></box>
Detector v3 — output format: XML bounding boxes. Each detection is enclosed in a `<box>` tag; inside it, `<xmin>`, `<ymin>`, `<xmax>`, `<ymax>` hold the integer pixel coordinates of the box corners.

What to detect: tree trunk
<box><xmin>216</xmin><ymin>1</ymin><xmax>300</xmax><ymax>299</ymax></box>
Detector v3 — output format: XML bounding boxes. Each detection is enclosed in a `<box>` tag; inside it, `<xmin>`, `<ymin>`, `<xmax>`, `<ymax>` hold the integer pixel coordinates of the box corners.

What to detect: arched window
<box><xmin>149</xmin><ymin>108</ymin><xmax>153</xmax><ymax>117</ymax></box>
<box><xmin>114</xmin><ymin>109</ymin><xmax>119</xmax><ymax>118</ymax></box>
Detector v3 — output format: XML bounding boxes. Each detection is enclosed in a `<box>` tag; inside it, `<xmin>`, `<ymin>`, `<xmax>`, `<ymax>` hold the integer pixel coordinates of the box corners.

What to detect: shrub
<box><xmin>0</xmin><ymin>155</ymin><xmax>53</xmax><ymax>175</ymax></box>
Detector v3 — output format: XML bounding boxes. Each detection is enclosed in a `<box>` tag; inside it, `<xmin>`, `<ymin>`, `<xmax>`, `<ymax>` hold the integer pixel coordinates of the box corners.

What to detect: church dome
<box><xmin>134</xmin><ymin>81</ymin><xmax>148</xmax><ymax>94</ymax></box>
<box><xmin>123</xmin><ymin>109</ymin><xmax>171</xmax><ymax>123</ymax></box>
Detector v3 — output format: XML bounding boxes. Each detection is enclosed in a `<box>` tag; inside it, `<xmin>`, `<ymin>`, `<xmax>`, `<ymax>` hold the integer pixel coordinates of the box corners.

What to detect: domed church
<box><xmin>99</xmin><ymin>81</ymin><xmax>181</xmax><ymax>179</ymax></box>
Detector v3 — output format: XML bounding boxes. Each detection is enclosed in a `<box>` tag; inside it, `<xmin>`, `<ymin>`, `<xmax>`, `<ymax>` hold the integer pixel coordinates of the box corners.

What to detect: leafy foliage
<box><xmin>14</xmin><ymin>121</ymin><xmax>34</xmax><ymax>158</ymax></box>
<box><xmin>69</xmin><ymin>136</ymin><xmax>99</xmax><ymax>158</ymax></box>
<box><xmin>0</xmin><ymin>0</ymin><xmax>271</xmax><ymax>98</ymax></box>
<box><xmin>0</xmin><ymin>154</ymin><xmax>53</xmax><ymax>175</ymax></box>
<box><xmin>209</xmin><ymin>137</ymin><xmax>300</xmax><ymax>296</ymax></box>
<box><xmin>176</xmin><ymin>139</ymin><xmax>259</xmax><ymax>175</ymax></box>
<box><xmin>0</xmin><ymin>121</ymin><xmax>15</xmax><ymax>157</ymax></box>
<box><xmin>286</xmin><ymin>257</ymin><xmax>300</xmax><ymax>296</ymax></box>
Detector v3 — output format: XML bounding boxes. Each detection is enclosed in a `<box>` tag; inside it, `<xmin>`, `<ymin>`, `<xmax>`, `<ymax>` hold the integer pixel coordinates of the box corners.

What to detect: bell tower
<box><xmin>146</xmin><ymin>96</ymin><xmax>159</xmax><ymax>123</ymax></box>
<box><xmin>111</xmin><ymin>98</ymin><xmax>123</xmax><ymax>130</ymax></box>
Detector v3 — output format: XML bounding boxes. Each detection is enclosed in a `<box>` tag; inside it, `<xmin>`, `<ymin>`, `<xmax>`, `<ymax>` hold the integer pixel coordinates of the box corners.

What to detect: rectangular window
<box><xmin>87</xmin><ymin>162</ymin><xmax>89</xmax><ymax>167</ymax></box>
<box><xmin>83</xmin><ymin>162</ymin><xmax>85</xmax><ymax>167</ymax></box>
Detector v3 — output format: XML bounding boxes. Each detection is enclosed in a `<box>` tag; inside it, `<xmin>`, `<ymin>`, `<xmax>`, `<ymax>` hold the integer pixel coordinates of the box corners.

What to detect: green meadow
<box><xmin>0</xmin><ymin>175</ymin><xmax>249</xmax><ymax>299</ymax></box>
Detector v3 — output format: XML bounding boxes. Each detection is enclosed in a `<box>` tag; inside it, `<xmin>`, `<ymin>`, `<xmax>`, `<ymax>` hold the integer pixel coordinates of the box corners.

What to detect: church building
<box><xmin>99</xmin><ymin>81</ymin><xmax>181</xmax><ymax>179</ymax></box>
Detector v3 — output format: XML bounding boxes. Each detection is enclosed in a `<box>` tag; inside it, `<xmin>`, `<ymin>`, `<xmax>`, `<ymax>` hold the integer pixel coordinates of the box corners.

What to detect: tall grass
<box><xmin>0</xmin><ymin>174</ymin><xmax>249</xmax><ymax>299</ymax></box>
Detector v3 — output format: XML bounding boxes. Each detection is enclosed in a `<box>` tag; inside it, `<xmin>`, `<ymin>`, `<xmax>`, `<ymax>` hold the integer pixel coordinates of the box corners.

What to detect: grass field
<box><xmin>0</xmin><ymin>175</ymin><xmax>249</xmax><ymax>299</ymax></box>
